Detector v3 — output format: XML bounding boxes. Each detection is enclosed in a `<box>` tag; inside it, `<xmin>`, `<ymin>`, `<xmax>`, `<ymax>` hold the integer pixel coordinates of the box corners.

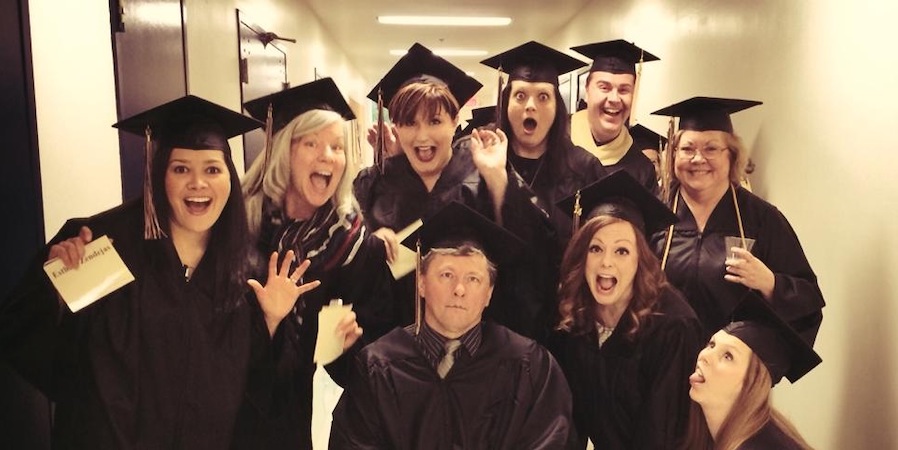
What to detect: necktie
<box><xmin>437</xmin><ymin>339</ymin><xmax>461</xmax><ymax>379</ymax></box>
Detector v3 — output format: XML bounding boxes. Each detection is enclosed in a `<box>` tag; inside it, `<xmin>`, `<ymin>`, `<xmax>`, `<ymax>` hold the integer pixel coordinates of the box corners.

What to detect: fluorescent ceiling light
<box><xmin>390</xmin><ymin>48</ymin><xmax>488</xmax><ymax>57</ymax></box>
<box><xmin>378</xmin><ymin>16</ymin><xmax>511</xmax><ymax>26</ymax></box>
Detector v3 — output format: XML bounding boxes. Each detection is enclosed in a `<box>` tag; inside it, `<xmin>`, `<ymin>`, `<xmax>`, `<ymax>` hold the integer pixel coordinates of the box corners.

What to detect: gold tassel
<box><xmin>730</xmin><ymin>184</ymin><xmax>748</xmax><ymax>249</ymax></box>
<box><xmin>661</xmin><ymin>116</ymin><xmax>676</xmax><ymax>201</ymax></box>
<box><xmin>375</xmin><ymin>87</ymin><xmax>385</xmax><ymax>174</ymax></box>
<box><xmin>143</xmin><ymin>125</ymin><xmax>166</xmax><ymax>240</ymax></box>
<box><xmin>414</xmin><ymin>238</ymin><xmax>422</xmax><ymax>336</ymax></box>
<box><xmin>660</xmin><ymin>193</ymin><xmax>678</xmax><ymax>271</ymax></box>
<box><xmin>572</xmin><ymin>189</ymin><xmax>582</xmax><ymax>232</ymax></box>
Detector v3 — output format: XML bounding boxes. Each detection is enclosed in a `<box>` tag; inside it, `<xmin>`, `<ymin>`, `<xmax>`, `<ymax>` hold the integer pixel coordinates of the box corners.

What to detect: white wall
<box><xmin>29</xmin><ymin>0</ymin><xmax>122</xmax><ymax>237</ymax></box>
<box><xmin>549</xmin><ymin>1</ymin><xmax>898</xmax><ymax>448</ymax></box>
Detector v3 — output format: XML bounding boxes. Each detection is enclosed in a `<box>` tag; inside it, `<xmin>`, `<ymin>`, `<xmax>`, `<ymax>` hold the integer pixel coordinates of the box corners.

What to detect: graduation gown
<box><xmin>550</xmin><ymin>287</ymin><xmax>703</xmax><ymax>450</ymax></box>
<box><xmin>352</xmin><ymin>140</ymin><xmax>555</xmax><ymax>341</ymax></box>
<box><xmin>329</xmin><ymin>321</ymin><xmax>573</xmax><ymax>450</ymax></box>
<box><xmin>737</xmin><ymin>421</ymin><xmax>804</xmax><ymax>450</ymax></box>
<box><xmin>232</xmin><ymin>205</ymin><xmax>395</xmax><ymax>450</ymax></box>
<box><xmin>499</xmin><ymin>144</ymin><xmax>607</xmax><ymax>342</ymax></box>
<box><xmin>0</xmin><ymin>200</ymin><xmax>261</xmax><ymax>449</ymax></box>
<box><xmin>570</xmin><ymin>110</ymin><xmax>658</xmax><ymax>195</ymax></box>
<box><xmin>651</xmin><ymin>186</ymin><xmax>825</xmax><ymax>345</ymax></box>
<box><xmin>353</xmin><ymin>142</ymin><xmax>481</xmax><ymax>328</ymax></box>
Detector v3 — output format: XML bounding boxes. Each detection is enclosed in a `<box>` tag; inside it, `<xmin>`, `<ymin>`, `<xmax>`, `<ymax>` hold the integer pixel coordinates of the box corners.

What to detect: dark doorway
<box><xmin>0</xmin><ymin>0</ymin><xmax>50</xmax><ymax>447</ymax></box>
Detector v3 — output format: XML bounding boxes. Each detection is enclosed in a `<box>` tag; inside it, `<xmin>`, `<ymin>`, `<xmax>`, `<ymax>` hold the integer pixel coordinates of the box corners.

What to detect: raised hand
<box><xmin>469</xmin><ymin>128</ymin><xmax>510</xmax><ymax>224</ymax></box>
<box><xmin>248</xmin><ymin>250</ymin><xmax>322</xmax><ymax>337</ymax></box>
<box><xmin>372</xmin><ymin>227</ymin><xmax>399</xmax><ymax>264</ymax></box>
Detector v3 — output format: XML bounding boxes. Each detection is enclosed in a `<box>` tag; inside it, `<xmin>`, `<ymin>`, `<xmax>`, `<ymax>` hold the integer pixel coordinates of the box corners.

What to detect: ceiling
<box><xmin>303</xmin><ymin>0</ymin><xmax>594</xmax><ymax>89</ymax></box>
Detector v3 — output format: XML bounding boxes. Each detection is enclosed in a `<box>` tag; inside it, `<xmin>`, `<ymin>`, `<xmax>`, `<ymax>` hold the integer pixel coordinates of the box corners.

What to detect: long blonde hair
<box><xmin>661</xmin><ymin>129</ymin><xmax>749</xmax><ymax>202</ymax></box>
<box><xmin>242</xmin><ymin>109</ymin><xmax>357</xmax><ymax>240</ymax></box>
<box><xmin>680</xmin><ymin>353</ymin><xmax>813</xmax><ymax>450</ymax></box>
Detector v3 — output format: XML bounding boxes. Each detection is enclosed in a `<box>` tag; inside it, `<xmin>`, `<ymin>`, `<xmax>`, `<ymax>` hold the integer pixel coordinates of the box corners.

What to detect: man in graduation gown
<box><xmin>329</xmin><ymin>202</ymin><xmax>573</xmax><ymax>450</ymax></box>
<box><xmin>569</xmin><ymin>40</ymin><xmax>660</xmax><ymax>194</ymax></box>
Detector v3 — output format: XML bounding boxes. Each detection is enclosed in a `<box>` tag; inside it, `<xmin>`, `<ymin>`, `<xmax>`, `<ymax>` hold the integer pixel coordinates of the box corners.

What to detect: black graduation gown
<box><xmin>737</xmin><ymin>421</ymin><xmax>803</xmax><ymax>450</ymax></box>
<box><xmin>500</xmin><ymin>144</ymin><xmax>607</xmax><ymax>342</ymax></box>
<box><xmin>353</xmin><ymin>142</ymin><xmax>481</xmax><ymax>329</ymax></box>
<box><xmin>233</xmin><ymin>207</ymin><xmax>395</xmax><ymax>450</ymax></box>
<box><xmin>0</xmin><ymin>200</ymin><xmax>259</xmax><ymax>450</ymax></box>
<box><xmin>651</xmin><ymin>186</ymin><xmax>825</xmax><ymax>345</ymax></box>
<box><xmin>329</xmin><ymin>322</ymin><xmax>573</xmax><ymax>450</ymax></box>
<box><xmin>606</xmin><ymin>144</ymin><xmax>659</xmax><ymax>196</ymax></box>
<box><xmin>550</xmin><ymin>287</ymin><xmax>703</xmax><ymax>450</ymax></box>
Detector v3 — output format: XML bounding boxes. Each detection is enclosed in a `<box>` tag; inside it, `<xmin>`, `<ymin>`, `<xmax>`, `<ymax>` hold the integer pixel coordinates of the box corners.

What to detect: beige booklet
<box><xmin>314</xmin><ymin>299</ymin><xmax>353</xmax><ymax>365</ymax></box>
<box><xmin>388</xmin><ymin>219</ymin><xmax>423</xmax><ymax>280</ymax></box>
<box><xmin>42</xmin><ymin>235</ymin><xmax>135</xmax><ymax>312</ymax></box>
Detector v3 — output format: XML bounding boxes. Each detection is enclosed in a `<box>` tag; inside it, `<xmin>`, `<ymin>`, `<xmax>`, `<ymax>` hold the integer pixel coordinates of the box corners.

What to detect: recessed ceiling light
<box><xmin>378</xmin><ymin>16</ymin><xmax>512</xmax><ymax>26</ymax></box>
<box><xmin>390</xmin><ymin>48</ymin><xmax>489</xmax><ymax>57</ymax></box>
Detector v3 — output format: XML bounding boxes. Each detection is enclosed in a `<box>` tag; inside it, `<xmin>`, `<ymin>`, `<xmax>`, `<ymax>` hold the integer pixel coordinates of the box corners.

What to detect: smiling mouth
<box><xmin>310</xmin><ymin>171</ymin><xmax>333</xmax><ymax>190</ymax></box>
<box><xmin>596</xmin><ymin>275</ymin><xmax>617</xmax><ymax>293</ymax></box>
<box><xmin>601</xmin><ymin>106</ymin><xmax>622</xmax><ymax>117</ymax></box>
<box><xmin>184</xmin><ymin>197</ymin><xmax>211</xmax><ymax>214</ymax></box>
<box><xmin>414</xmin><ymin>146</ymin><xmax>436</xmax><ymax>163</ymax></box>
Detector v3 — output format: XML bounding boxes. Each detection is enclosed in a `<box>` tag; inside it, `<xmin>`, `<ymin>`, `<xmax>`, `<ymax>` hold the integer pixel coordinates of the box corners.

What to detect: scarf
<box><xmin>570</xmin><ymin>109</ymin><xmax>633</xmax><ymax>165</ymax></box>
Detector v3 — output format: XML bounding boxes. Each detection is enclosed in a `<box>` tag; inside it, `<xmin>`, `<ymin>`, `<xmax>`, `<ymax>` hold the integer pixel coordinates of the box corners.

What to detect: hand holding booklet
<box><xmin>388</xmin><ymin>219</ymin><xmax>423</xmax><ymax>280</ymax></box>
<box><xmin>42</xmin><ymin>235</ymin><xmax>135</xmax><ymax>312</ymax></box>
<box><xmin>314</xmin><ymin>299</ymin><xmax>353</xmax><ymax>365</ymax></box>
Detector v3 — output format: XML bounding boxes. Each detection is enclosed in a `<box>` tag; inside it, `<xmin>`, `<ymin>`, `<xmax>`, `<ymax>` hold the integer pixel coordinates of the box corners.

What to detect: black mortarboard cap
<box><xmin>556</xmin><ymin>170</ymin><xmax>677</xmax><ymax>235</ymax></box>
<box><xmin>480</xmin><ymin>41</ymin><xmax>587</xmax><ymax>85</ymax></box>
<box><xmin>401</xmin><ymin>201</ymin><xmax>523</xmax><ymax>265</ymax></box>
<box><xmin>112</xmin><ymin>95</ymin><xmax>262</xmax><ymax>239</ymax></box>
<box><xmin>630</xmin><ymin>124</ymin><xmax>667</xmax><ymax>151</ymax></box>
<box><xmin>461</xmin><ymin>106</ymin><xmax>497</xmax><ymax>135</ymax></box>
<box><xmin>244</xmin><ymin>77</ymin><xmax>355</xmax><ymax>134</ymax></box>
<box><xmin>366</xmin><ymin>43</ymin><xmax>483</xmax><ymax>107</ymax></box>
<box><xmin>651</xmin><ymin>96</ymin><xmax>763</xmax><ymax>134</ymax></box>
<box><xmin>571</xmin><ymin>39</ymin><xmax>659</xmax><ymax>75</ymax></box>
<box><xmin>113</xmin><ymin>95</ymin><xmax>262</xmax><ymax>153</ymax></box>
<box><xmin>724</xmin><ymin>292</ymin><xmax>822</xmax><ymax>385</ymax></box>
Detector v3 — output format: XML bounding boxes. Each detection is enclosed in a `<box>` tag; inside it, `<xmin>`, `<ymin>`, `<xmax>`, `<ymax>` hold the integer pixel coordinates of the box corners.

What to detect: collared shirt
<box><xmin>407</xmin><ymin>321</ymin><xmax>483</xmax><ymax>370</ymax></box>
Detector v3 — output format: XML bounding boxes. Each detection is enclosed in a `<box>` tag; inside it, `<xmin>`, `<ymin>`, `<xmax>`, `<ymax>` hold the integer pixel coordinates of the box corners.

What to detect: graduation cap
<box><xmin>651</xmin><ymin>96</ymin><xmax>763</xmax><ymax>134</ymax></box>
<box><xmin>630</xmin><ymin>124</ymin><xmax>667</xmax><ymax>151</ymax></box>
<box><xmin>556</xmin><ymin>170</ymin><xmax>677</xmax><ymax>235</ymax></box>
<box><xmin>400</xmin><ymin>201</ymin><xmax>524</xmax><ymax>334</ymax></box>
<box><xmin>570</xmin><ymin>39</ymin><xmax>659</xmax><ymax>75</ymax></box>
<box><xmin>723</xmin><ymin>292</ymin><xmax>822</xmax><ymax>385</ymax></box>
<box><xmin>244</xmin><ymin>77</ymin><xmax>355</xmax><ymax>135</ymax></box>
<box><xmin>480</xmin><ymin>41</ymin><xmax>587</xmax><ymax>85</ymax></box>
<box><xmin>366</xmin><ymin>43</ymin><xmax>482</xmax><ymax>108</ymax></box>
<box><xmin>113</xmin><ymin>95</ymin><xmax>262</xmax><ymax>239</ymax></box>
<box><xmin>461</xmin><ymin>106</ymin><xmax>497</xmax><ymax>135</ymax></box>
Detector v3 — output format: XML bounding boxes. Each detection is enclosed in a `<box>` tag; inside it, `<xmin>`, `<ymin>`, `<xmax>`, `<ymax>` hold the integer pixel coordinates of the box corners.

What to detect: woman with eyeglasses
<box><xmin>650</xmin><ymin>97</ymin><xmax>824</xmax><ymax>346</ymax></box>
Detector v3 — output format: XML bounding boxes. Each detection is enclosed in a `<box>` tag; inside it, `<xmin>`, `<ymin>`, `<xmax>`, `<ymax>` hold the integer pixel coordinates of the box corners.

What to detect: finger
<box><xmin>290</xmin><ymin>258</ymin><xmax>312</xmax><ymax>282</ymax></box>
<box><xmin>280</xmin><ymin>250</ymin><xmax>296</xmax><ymax>278</ymax></box>
<box><xmin>335</xmin><ymin>311</ymin><xmax>358</xmax><ymax>333</ymax></box>
<box><xmin>247</xmin><ymin>279</ymin><xmax>264</xmax><ymax>298</ymax></box>
<box><xmin>496</xmin><ymin>128</ymin><xmax>508</xmax><ymax>142</ymax></box>
<box><xmin>343</xmin><ymin>326</ymin><xmax>363</xmax><ymax>351</ymax></box>
<box><xmin>296</xmin><ymin>279</ymin><xmax>321</xmax><ymax>296</ymax></box>
<box><xmin>267</xmin><ymin>251</ymin><xmax>279</xmax><ymax>278</ymax></box>
<box><xmin>79</xmin><ymin>226</ymin><xmax>93</xmax><ymax>243</ymax></box>
<box><xmin>384</xmin><ymin>235</ymin><xmax>399</xmax><ymax>264</ymax></box>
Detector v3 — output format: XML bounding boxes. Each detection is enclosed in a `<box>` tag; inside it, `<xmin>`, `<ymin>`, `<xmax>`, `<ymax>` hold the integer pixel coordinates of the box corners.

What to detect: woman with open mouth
<box><xmin>479</xmin><ymin>41</ymin><xmax>607</xmax><ymax>342</ymax></box>
<box><xmin>240</xmin><ymin>77</ymin><xmax>389</xmax><ymax>449</ymax></box>
<box><xmin>682</xmin><ymin>293</ymin><xmax>821</xmax><ymax>449</ymax></box>
<box><xmin>552</xmin><ymin>171</ymin><xmax>703</xmax><ymax>449</ymax></box>
<box><xmin>1</xmin><ymin>96</ymin><xmax>321</xmax><ymax>448</ymax></box>
<box><xmin>355</xmin><ymin>43</ymin><xmax>523</xmax><ymax>329</ymax></box>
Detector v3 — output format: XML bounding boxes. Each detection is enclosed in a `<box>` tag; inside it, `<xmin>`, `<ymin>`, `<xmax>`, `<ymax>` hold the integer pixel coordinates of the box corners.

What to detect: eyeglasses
<box><xmin>675</xmin><ymin>145</ymin><xmax>730</xmax><ymax>160</ymax></box>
